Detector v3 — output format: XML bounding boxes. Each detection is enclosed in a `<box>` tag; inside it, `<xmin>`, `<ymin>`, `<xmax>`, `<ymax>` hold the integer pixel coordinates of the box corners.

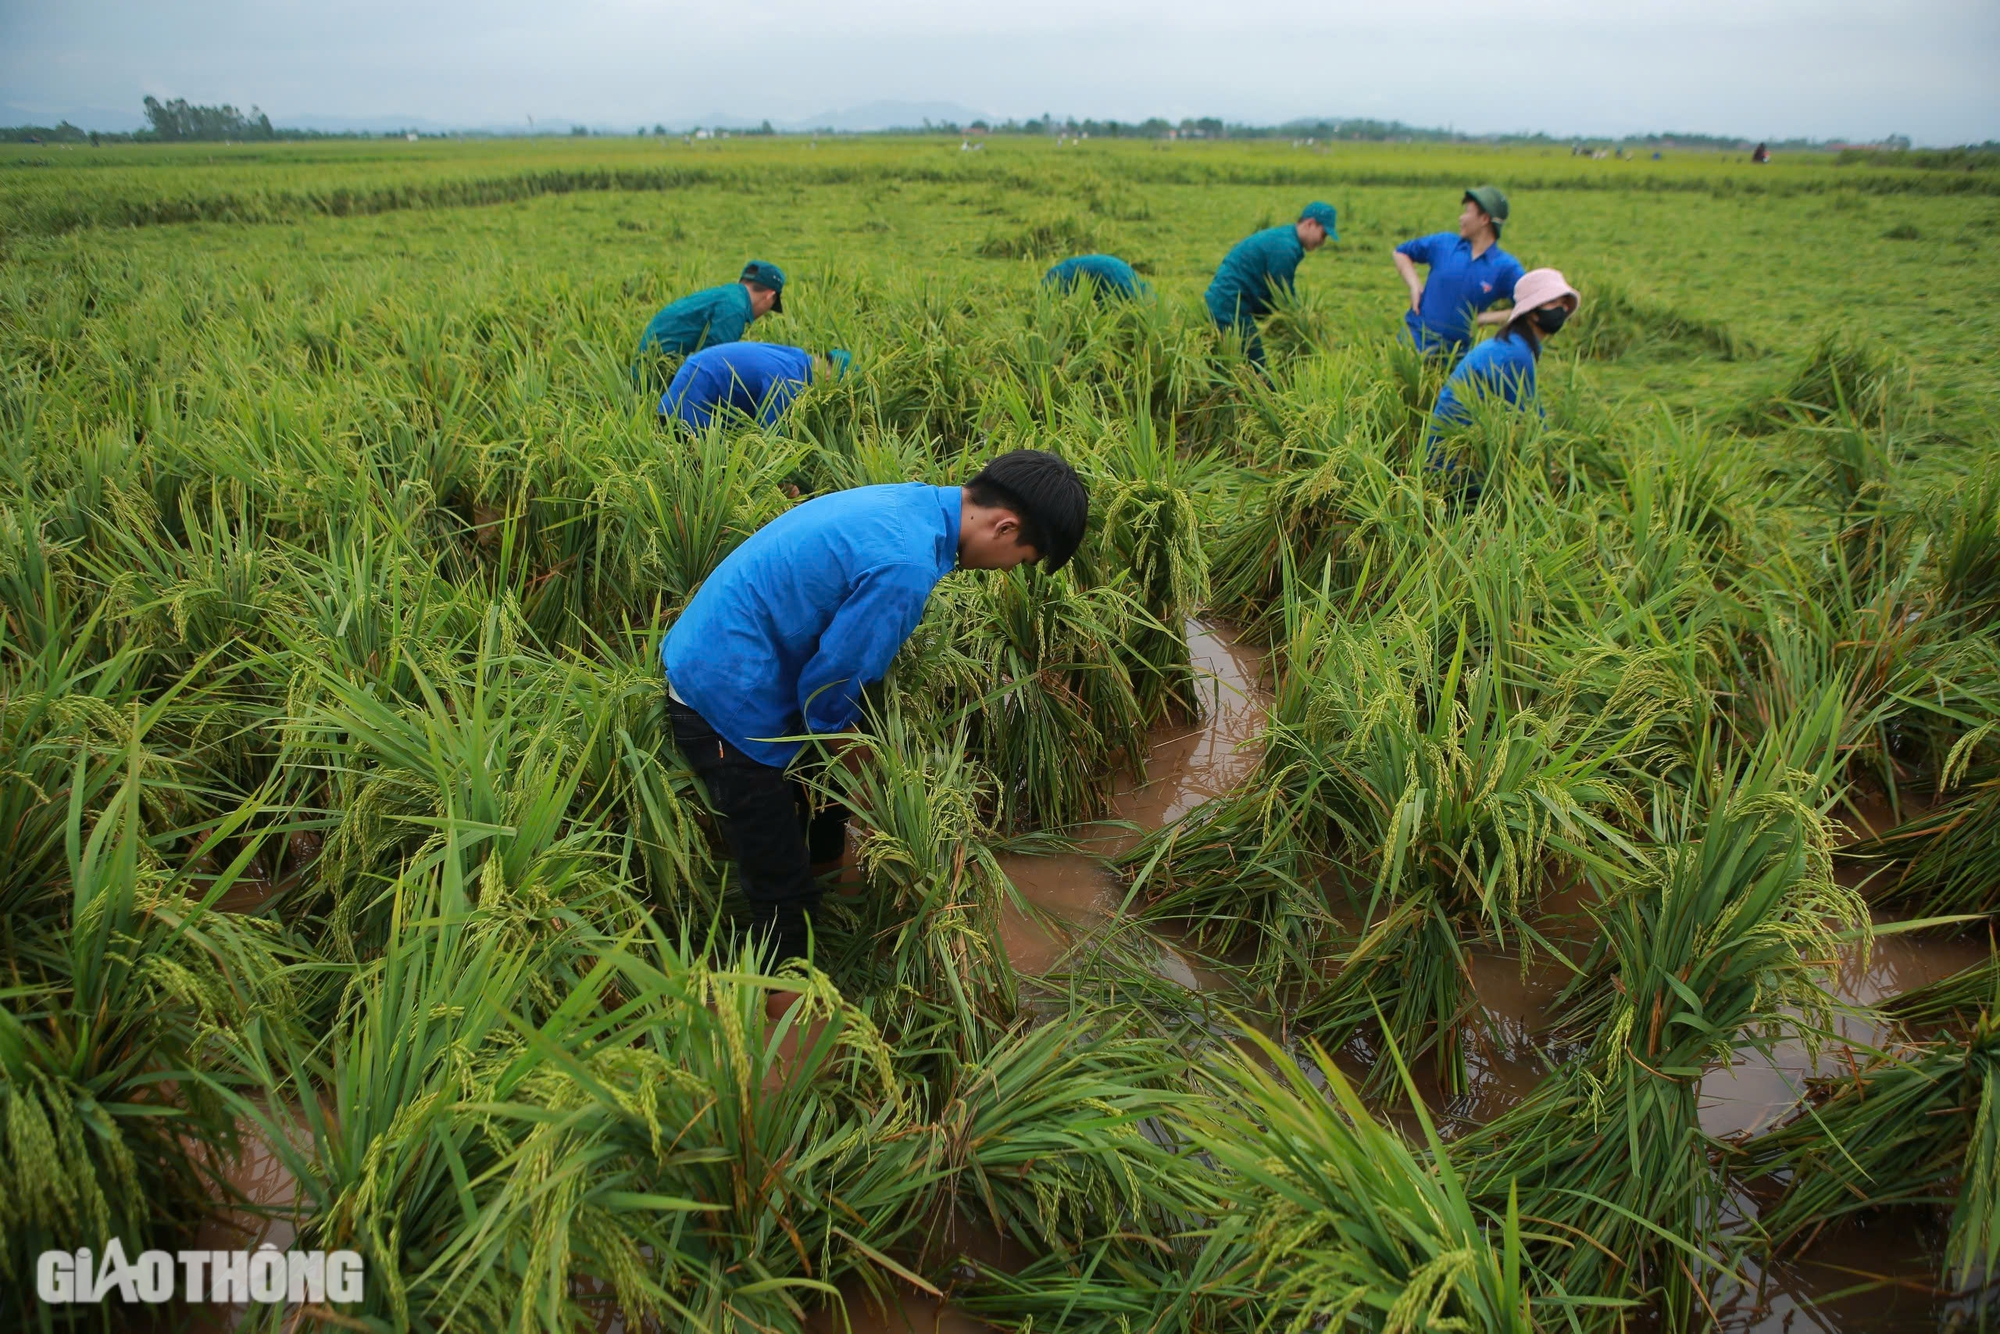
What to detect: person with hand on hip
<box><xmin>1394</xmin><ymin>187</ymin><xmax>1525</xmax><ymax>361</ymax></box>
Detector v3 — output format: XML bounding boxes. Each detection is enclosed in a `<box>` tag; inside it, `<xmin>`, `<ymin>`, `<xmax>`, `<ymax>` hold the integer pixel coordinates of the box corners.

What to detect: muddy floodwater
<box><xmin>995</xmin><ymin>620</ymin><xmax>1273</xmax><ymax>977</ymax></box>
<box><xmin>977</xmin><ymin>619</ymin><xmax>1992</xmax><ymax>1334</ymax></box>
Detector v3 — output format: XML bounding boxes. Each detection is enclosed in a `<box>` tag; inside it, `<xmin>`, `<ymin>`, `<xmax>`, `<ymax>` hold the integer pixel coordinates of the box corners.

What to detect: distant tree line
<box><xmin>142</xmin><ymin>96</ymin><xmax>276</xmax><ymax>141</ymax></box>
<box><xmin>0</xmin><ymin>99</ymin><xmax>430</xmax><ymax>144</ymax></box>
<box><xmin>3</xmin><ymin>99</ymin><xmax>1990</xmax><ymax>158</ymax></box>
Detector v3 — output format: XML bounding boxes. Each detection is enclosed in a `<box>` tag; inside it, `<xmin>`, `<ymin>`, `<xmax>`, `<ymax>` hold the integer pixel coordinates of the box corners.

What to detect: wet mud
<box><xmin>180</xmin><ymin>1110</ymin><xmax>308</xmax><ymax>1333</ymax></box>
<box><xmin>984</xmin><ymin>619</ymin><xmax>1995</xmax><ymax>1332</ymax></box>
<box><xmin>995</xmin><ymin>620</ymin><xmax>1272</xmax><ymax>979</ymax></box>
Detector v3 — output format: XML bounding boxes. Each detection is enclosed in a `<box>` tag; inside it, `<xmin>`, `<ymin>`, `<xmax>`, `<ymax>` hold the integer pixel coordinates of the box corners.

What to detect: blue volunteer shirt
<box><xmin>1044</xmin><ymin>254</ymin><xmax>1145</xmax><ymax>300</ymax></box>
<box><xmin>661</xmin><ymin>483</ymin><xmax>963</xmax><ymax>767</ymax></box>
<box><xmin>1395</xmin><ymin>233</ymin><xmax>1524</xmax><ymax>353</ymax></box>
<box><xmin>637</xmin><ymin>282</ymin><xmax>755</xmax><ymax>358</ymax></box>
<box><xmin>1204</xmin><ymin>225</ymin><xmax>1305</xmax><ymax>326</ymax></box>
<box><xmin>660</xmin><ymin>343</ymin><xmax>815</xmax><ymax>430</ymax></box>
<box><xmin>1429</xmin><ymin>331</ymin><xmax>1541</xmax><ymax>433</ymax></box>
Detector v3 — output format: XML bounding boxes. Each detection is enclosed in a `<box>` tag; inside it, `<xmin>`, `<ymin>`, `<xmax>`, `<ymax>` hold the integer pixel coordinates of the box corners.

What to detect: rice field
<box><xmin>3</xmin><ymin>134</ymin><xmax>1999</xmax><ymax>1333</ymax></box>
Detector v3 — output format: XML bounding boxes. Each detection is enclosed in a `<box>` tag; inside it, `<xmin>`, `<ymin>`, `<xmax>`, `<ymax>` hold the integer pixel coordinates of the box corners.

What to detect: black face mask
<box><xmin>1531</xmin><ymin>305</ymin><xmax>1570</xmax><ymax>334</ymax></box>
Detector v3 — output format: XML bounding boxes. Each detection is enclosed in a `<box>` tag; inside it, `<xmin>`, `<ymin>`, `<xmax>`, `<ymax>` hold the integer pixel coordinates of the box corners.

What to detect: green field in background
<box><xmin>5</xmin><ymin>134</ymin><xmax>1996</xmax><ymax>429</ymax></box>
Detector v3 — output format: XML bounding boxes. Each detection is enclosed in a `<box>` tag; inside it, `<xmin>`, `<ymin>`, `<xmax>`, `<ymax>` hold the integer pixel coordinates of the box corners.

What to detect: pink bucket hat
<box><xmin>1508</xmin><ymin>268</ymin><xmax>1581</xmax><ymax>324</ymax></box>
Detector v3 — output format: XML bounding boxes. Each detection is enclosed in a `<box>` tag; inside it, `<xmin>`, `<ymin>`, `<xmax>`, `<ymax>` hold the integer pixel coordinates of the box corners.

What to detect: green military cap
<box><xmin>1299</xmin><ymin>201</ymin><xmax>1339</xmax><ymax>240</ymax></box>
<box><xmin>1462</xmin><ymin>186</ymin><xmax>1509</xmax><ymax>234</ymax></box>
<box><xmin>741</xmin><ymin>260</ymin><xmax>787</xmax><ymax>312</ymax></box>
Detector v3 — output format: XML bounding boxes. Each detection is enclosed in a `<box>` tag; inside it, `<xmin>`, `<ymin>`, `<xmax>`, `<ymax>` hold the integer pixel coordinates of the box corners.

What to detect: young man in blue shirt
<box><xmin>659</xmin><ymin>343</ymin><xmax>852</xmax><ymax>431</ymax></box>
<box><xmin>660</xmin><ymin>450</ymin><xmax>1089</xmax><ymax>966</ymax></box>
<box><xmin>1204</xmin><ymin>202</ymin><xmax>1337</xmax><ymax>368</ymax></box>
<box><xmin>1393</xmin><ymin>187</ymin><xmax>1525</xmax><ymax>360</ymax></box>
<box><xmin>636</xmin><ymin>260</ymin><xmax>787</xmax><ymax>359</ymax></box>
<box><xmin>1043</xmin><ymin>254</ymin><xmax>1148</xmax><ymax>302</ymax></box>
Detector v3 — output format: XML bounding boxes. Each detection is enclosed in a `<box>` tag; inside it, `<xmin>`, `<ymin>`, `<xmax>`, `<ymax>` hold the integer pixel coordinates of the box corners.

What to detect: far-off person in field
<box><xmin>1393</xmin><ymin>186</ymin><xmax>1524</xmax><ymax>361</ymax></box>
<box><xmin>636</xmin><ymin>260</ymin><xmax>787</xmax><ymax>360</ymax></box>
<box><xmin>658</xmin><ymin>343</ymin><xmax>852</xmax><ymax>431</ymax></box>
<box><xmin>1204</xmin><ymin>202</ymin><xmax>1337</xmax><ymax>369</ymax></box>
<box><xmin>1044</xmin><ymin>254</ymin><xmax>1149</xmax><ymax>302</ymax></box>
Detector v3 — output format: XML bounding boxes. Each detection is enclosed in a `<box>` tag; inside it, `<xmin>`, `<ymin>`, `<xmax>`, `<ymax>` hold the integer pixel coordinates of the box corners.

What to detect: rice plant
<box><xmin>1459</xmin><ymin>695</ymin><xmax>1863</xmax><ymax>1326</ymax></box>
<box><xmin>2</xmin><ymin>756</ymin><xmax>301</xmax><ymax>1328</ymax></box>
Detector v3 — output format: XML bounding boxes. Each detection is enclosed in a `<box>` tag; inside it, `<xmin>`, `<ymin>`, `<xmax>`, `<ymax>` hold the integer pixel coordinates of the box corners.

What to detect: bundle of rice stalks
<box><xmin>1456</xmin><ymin>696</ymin><xmax>1861</xmax><ymax>1325</ymax></box>
<box><xmin>930</xmin><ymin>568</ymin><xmax>1154</xmax><ymax>832</ymax></box>
<box><xmin>220</xmin><ymin>837</ymin><xmax>929</xmax><ymax>1334</ymax></box>
<box><xmin>1083</xmin><ymin>407</ymin><xmax>1212</xmax><ymax>719</ymax></box>
<box><xmin>808</xmin><ymin>707</ymin><xmax>1018</xmax><ymax>1035</ymax></box>
<box><xmin>1177</xmin><ymin>1029</ymin><xmax>1545</xmax><ymax>1334</ymax></box>
<box><xmin>1207</xmin><ymin>440</ymin><xmax>1420</xmax><ymax>633</ymax></box>
<box><xmin>1</xmin><ymin>759</ymin><xmax>301</xmax><ymax>1325</ymax></box>
<box><xmin>1282</xmin><ymin>600</ymin><xmax>1638</xmax><ymax>1089</ymax></box>
<box><xmin>286</xmin><ymin>607</ymin><xmax>711</xmax><ymax>962</ymax></box>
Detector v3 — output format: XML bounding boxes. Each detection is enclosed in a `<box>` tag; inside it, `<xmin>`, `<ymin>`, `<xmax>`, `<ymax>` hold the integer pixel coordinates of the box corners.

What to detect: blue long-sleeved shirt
<box><xmin>636</xmin><ymin>283</ymin><xmax>755</xmax><ymax>358</ymax></box>
<box><xmin>660</xmin><ymin>483</ymin><xmax>962</xmax><ymax>766</ymax></box>
<box><xmin>1044</xmin><ymin>254</ymin><xmax>1146</xmax><ymax>300</ymax></box>
<box><xmin>1429</xmin><ymin>331</ymin><xmax>1541</xmax><ymax>433</ymax></box>
<box><xmin>1204</xmin><ymin>225</ymin><xmax>1305</xmax><ymax>327</ymax></box>
<box><xmin>1395</xmin><ymin>232</ymin><xmax>1524</xmax><ymax>353</ymax></box>
<box><xmin>659</xmin><ymin>343</ymin><xmax>815</xmax><ymax>430</ymax></box>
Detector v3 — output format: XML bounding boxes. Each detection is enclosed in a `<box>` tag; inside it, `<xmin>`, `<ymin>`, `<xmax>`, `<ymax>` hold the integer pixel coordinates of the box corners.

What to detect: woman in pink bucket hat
<box><xmin>1426</xmin><ymin>267</ymin><xmax>1581</xmax><ymax>469</ymax></box>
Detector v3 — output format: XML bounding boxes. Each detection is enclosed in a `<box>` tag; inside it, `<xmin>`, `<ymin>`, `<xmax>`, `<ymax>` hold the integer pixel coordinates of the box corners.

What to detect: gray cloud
<box><xmin>2</xmin><ymin>0</ymin><xmax>1994</xmax><ymax>142</ymax></box>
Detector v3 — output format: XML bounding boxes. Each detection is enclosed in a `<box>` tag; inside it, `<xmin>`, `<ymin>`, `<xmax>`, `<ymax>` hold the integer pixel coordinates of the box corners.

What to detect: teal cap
<box><xmin>824</xmin><ymin>348</ymin><xmax>853</xmax><ymax>380</ymax></box>
<box><xmin>1463</xmin><ymin>186</ymin><xmax>1509</xmax><ymax>234</ymax></box>
<box><xmin>1299</xmin><ymin>201</ymin><xmax>1338</xmax><ymax>240</ymax></box>
<box><xmin>740</xmin><ymin>260</ymin><xmax>786</xmax><ymax>312</ymax></box>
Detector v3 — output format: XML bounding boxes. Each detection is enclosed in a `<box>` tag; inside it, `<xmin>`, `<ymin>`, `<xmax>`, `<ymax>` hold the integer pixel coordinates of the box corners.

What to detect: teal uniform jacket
<box><xmin>1204</xmin><ymin>225</ymin><xmax>1305</xmax><ymax>327</ymax></box>
<box><xmin>637</xmin><ymin>283</ymin><xmax>754</xmax><ymax>357</ymax></box>
<box><xmin>1044</xmin><ymin>254</ymin><xmax>1146</xmax><ymax>300</ymax></box>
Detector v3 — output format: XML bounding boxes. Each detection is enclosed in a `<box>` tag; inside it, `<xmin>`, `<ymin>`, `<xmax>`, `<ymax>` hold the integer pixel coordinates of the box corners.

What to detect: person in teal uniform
<box><xmin>1203</xmin><ymin>202</ymin><xmax>1337</xmax><ymax>368</ymax></box>
<box><xmin>1044</xmin><ymin>254</ymin><xmax>1148</xmax><ymax>301</ymax></box>
<box><xmin>636</xmin><ymin>260</ymin><xmax>787</xmax><ymax>359</ymax></box>
<box><xmin>1393</xmin><ymin>186</ymin><xmax>1525</xmax><ymax>359</ymax></box>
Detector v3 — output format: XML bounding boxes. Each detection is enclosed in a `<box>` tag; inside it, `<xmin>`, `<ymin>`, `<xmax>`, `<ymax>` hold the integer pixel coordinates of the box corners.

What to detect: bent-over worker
<box><xmin>1203</xmin><ymin>202</ymin><xmax>1337</xmax><ymax>368</ymax></box>
<box><xmin>1044</xmin><ymin>254</ymin><xmax>1148</xmax><ymax>301</ymax></box>
<box><xmin>659</xmin><ymin>450</ymin><xmax>1090</xmax><ymax>966</ymax></box>
<box><xmin>659</xmin><ymin>343</ymin><xmax>852</xmax><ymax>431</ymax></box>
<box><xmin>637</xmin><ymin>260</ymin><xmax>787</xmax><ymax>359</ymax></box>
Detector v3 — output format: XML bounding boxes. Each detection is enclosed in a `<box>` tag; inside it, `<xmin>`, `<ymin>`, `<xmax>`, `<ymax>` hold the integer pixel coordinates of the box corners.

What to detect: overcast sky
<box><xmin>3</xmin><ymin>0</ymin><xmax>1995</xmax><ymax>143</ymax></box>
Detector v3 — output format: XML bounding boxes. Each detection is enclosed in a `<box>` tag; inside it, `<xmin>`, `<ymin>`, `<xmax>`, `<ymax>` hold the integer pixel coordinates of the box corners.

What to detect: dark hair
<box><xmin>1499</xmin><ymin>317</ymin><xmax>1541</xmax><ymax>349</ymax></box>
<box><xmin>964</xmin><ymin>449</ymin><xmax>1088</xmax><ymax>571</ymax></box>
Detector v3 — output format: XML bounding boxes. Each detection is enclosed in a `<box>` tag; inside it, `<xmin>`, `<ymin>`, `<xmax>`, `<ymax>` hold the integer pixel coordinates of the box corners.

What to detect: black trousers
<box><xmin>667</xmin><ymin>694</ymin><xmax>847</xmax><ymax>963</ymax></box>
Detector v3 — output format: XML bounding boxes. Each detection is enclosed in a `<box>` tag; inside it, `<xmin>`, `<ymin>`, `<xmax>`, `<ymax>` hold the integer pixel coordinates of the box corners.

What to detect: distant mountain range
<box><xmin>582</xmin><ymin>101</ymin><xmax>997</xmax><ymax>134</ymax></box>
